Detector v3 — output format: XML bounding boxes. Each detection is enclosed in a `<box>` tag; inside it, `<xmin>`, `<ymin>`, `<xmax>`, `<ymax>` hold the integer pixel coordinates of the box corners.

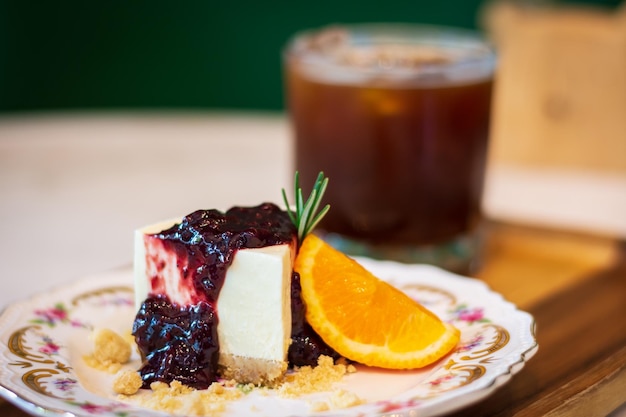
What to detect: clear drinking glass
<box><xmin>284</xmin><ymin>24</ymin><xmax>495</xmax><ymax>273</ymax></box>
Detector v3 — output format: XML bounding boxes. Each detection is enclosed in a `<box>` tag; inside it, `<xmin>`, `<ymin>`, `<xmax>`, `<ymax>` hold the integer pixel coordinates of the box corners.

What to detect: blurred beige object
<box><xmin>485</xmin><ymin>1</ymin><xmax>626</xmax><ymax>172</ymax></box>
<box><xmin>482</xmin><ymin>2</ymin><xmax>626</xmax><ymax>237</ymax></box>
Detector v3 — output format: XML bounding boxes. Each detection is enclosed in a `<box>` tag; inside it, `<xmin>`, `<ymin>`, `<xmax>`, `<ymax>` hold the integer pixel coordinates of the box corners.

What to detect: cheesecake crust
<box><xmin>218</xmin><ymin>353</ymin><xmax>288</xmax><ymax>385</ymax></box>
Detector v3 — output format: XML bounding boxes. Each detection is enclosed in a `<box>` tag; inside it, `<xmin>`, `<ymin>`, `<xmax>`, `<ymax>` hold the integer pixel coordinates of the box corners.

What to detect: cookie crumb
<box><xmin>310</xmin><ymin>400</ymin><xmax>330</xmax><ymax>412</ymax></box>
<box><xmin>113</xmin><ymin>370</ymin><xmax>143</xmax><ymax>395</ymax></box>
<box><xmin>84</xmin><ymin>328</ymin><xmax>132</xmax><ymax>373</ymax></box>
<box><xmin>307</xmin><ymin>388</ymin><xmax>364</xmax><ymax>412</ymax></box>
<box><xmin>277</xmin><ymin>355</ymin><xmax>357</xmax><ymax>398</ymax></box>
<box><xmin>93</xmin><ymin>328</ymin><xmax>131</xmax><ymax>363</ymax></box>
<box><xmin>330</xmin><ymin>388</ymin><xmax>364</xmax><ymax>408</ymax></box>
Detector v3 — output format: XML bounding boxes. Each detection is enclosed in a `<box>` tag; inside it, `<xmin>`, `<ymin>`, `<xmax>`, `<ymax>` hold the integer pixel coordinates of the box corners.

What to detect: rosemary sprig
<box><xmin>282</xmin><ymin>171</ymin><xmax>330</xmax><ymax>242</ymax></box>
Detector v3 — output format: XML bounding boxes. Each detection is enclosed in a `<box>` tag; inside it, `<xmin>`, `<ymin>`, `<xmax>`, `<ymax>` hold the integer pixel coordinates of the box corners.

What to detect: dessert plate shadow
<box><xmin>0</xmin><ymin>260</ymin><xmax>537</xmax><ymax>417</ymax></box>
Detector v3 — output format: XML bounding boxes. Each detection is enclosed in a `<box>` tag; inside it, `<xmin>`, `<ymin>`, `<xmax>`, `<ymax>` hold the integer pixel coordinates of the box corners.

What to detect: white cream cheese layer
<box><xmin>216</xmin><ymin>244</ymin><xmax>292</xmax><ymax>362</ymax></box>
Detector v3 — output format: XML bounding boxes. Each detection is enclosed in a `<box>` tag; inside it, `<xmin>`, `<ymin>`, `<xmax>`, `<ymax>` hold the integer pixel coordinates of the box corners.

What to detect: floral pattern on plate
<box><xmin>0</xmin><ymin>263</ymin><xmax>537</xmax><ymax>417</ymax></box>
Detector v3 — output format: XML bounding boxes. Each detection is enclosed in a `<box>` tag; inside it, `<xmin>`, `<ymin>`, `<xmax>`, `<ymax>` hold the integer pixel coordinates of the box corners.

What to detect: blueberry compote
<box><xmin>133</xmin><ymin>295</ymin><xmax>217</xmax><ymax>389</ymax></box>
<box><xmin>132</xmin><ymin>203</ymin><xmax>340</xmax><ymax>389</ymax></box>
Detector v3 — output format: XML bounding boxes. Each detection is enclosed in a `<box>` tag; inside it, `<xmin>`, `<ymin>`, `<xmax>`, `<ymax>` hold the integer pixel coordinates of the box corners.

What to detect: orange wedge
<box><xmin>295</xmin><ymin>234</ymin><xmax>460</xmax><ymax>369</ymax></box>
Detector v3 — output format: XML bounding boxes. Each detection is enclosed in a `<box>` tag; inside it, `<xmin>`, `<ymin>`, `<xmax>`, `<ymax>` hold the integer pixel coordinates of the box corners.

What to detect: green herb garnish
<box><xmin>282</xmin><ymin>171</ymin><xmax>330</xmax><ymax>242</ymax></box>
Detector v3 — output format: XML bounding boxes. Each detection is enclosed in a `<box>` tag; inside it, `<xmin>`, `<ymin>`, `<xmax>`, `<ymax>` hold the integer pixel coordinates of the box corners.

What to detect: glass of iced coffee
<box><xmin>284</xmin><ymin>24</ymin><xmax>495</xmax><ymax>273</ymax></box>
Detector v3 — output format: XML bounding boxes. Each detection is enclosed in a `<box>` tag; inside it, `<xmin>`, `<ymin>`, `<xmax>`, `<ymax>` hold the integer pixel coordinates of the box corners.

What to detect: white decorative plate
<box><xmin>0</xmin><ymin>261</ymin><xmax>537</xmax><ymax>417</ymax></box>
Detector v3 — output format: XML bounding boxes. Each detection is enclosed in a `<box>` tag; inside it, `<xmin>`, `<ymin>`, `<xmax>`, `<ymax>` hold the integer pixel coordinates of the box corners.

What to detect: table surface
<box><xmin>1</xmin><ymin>113</ymin><xmax>625</xmax><ymax>416</ymax></box>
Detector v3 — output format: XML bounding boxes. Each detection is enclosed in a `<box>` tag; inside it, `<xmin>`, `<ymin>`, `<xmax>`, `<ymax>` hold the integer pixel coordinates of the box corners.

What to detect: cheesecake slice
<box><xmin>132</xmin><ymin>203</ymin><xmax>297</xmax><ymax>387</ymax></box>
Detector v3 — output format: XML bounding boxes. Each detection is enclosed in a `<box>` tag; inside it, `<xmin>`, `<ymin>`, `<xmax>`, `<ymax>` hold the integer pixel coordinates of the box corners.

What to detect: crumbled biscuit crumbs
<box><xmin>84</xmin><ymin>328</ymin><xmax>132</xmax><ymax>373</ymax></box>
<box><xmin>276</xmin><ymin>355</ymin><xmax>357</xmax><ymax>398</ymax></box>
<box><xmin>329</xmin><ymin>388</ymin><xmax>364</xmax><ymax>408</ymax></box>
<box><xmin>310</xmin><ymin>400</ymin><xmax>331</xmax><ymax>412</ymax></box>
<box><xmin>123</xmin><ymin>380</ymin><xmax>244</xmax><ymax>417</ymax></box>
<box><xmin>83</xmin><ymin>355</ymin><xmax>122</xmax><ymax>373</ymax></box>
<box><xmin>113</xmin><ymin>370</ymin><xmax>143</xmax><ymax>395</ymax></box>
<box><xmin>116</xmin><ymin>355</ymin><xmax>362</xmax><ymax>416</ymax></box>
<box><xmin>309</xmin><ymin>388</ymin><xmax>364</xmax><ymax>411</ymax></box>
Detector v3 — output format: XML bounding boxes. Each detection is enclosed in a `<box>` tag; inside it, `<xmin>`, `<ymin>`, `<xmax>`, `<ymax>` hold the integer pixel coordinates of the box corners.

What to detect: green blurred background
<box><xmin>0</xmin><ymin>0</ymin><xmax>621</xmax><ymax>113</ymax></box>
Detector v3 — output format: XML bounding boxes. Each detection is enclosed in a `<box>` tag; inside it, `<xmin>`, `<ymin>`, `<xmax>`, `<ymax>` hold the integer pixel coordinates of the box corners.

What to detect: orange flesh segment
<box><xmin>295</xmin><ymin>234</ymin><xmax>460</xmax><ymax>369</ymax></box>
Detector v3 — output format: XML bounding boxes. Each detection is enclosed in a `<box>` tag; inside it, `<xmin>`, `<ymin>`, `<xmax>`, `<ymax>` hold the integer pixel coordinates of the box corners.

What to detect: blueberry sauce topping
<box><xmin>132</xmin><ymin>203</ymin><xmax>340</xmax><ymax>389</ymax></box>
<box><xmin>132</xmin><ymin>295</ymin><xmax>218</xmax><ymax>388</ymax></box>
